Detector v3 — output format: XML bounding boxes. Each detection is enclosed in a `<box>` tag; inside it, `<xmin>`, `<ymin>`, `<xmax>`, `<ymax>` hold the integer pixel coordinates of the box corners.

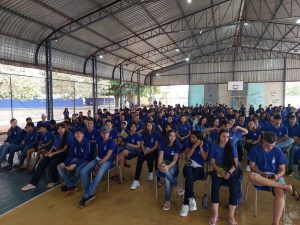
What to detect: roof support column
<box><xmin>137</xmin><ymin>70</ymin><xmax>141</xmax><ymax>106</ymax></box>
<box><xmin>283</xmin><ymin>56</ymin><xmax>287</xmax><ymax>106</ymax></box>
<box><xmin>119</xmin><ymin>64</ymin><xmax>124</xmax><ymax>109</ymax></box>
<box><xmin>188</xmin><ymin>61</ymin><xmax>191</xmax><ymax>107</ymax></box>
<box><xmin>45</xmin><ymin>40</ymin><xmax>53</xmax><ymax>120</ymax></box>
<box><xmin>92</xmin><ymin>56</ymin><xmax>98</xmax><ymax>115</ymax></box>
<box><xmin>231</xmin><ymin>48</ymin><xmax>237</xmax><ymax>108</ymax></box>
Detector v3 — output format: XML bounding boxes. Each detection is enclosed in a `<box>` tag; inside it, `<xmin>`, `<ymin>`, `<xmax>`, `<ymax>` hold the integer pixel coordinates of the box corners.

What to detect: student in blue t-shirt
<box><xmin>209</xmin><ymin>129</ymin><xmax>240</xmax><ymax>225</ymax></box>
<box><xmin>17</xmin><ymin>122</ymin><xmax>38</xmax><ymax>168</ymax></box>
<box><xmin>130</xmin><ymin>121</ymin><xmax>159</xmax><ymax>190</ymax></box>
<box><xmin>244</xmin><ymin>120</ymin><xmax>261</xmax><ymax>171</ymax></box>
<box><xmin>263</xmin><ymin>114</ymin><xmax>294</xmax><ymax>153</ymax></box>
<box><xmin>104</xmin><ymin>119</ymin><xmax>119</xmax><ymax>143</ymax></box>
<box><xmin>194</xmin><ymin>116</ymin><xmax>207</xmax><ymax>133</ymax></box>
<box><xmin>57</xmin><ymin>128</ymin><xmax>90</xmax><ymax>193</ymax></box>
<box><xmin>176</xmin><ymin>114</ymin><xmax>192</xmax><ymax>147</ymax></box>
<box><xmin>248</xmin><ymin>132</ymin><xmax>300</xmax><ymax>225</ymax></box>
<box><xmin>220</xmin><ymin>120</ymin><xmax>248</xmax><ymax>161</ymax></box>
<box><xmin>117</xmin><ymin>122</ymin><xmax>141</xmax><ymax>176</ymax></box>
<box><xmin>157</xmin><ymin>130</ymin><xmax>182</xmax><ymax>211</ymax></box>
<box><xmin>205</xmin><ymin>118</ymin><xmax>220</xmax><ymax>144</ymax></box>
<box><xmin>84</xmin><ymin>119</ymin><xmax>99</xmax><ymax>160</ymax></box>
<box><xmin>23</xmin><ymin>124</ymin><xmax>53</xmax><ymax>171</ymax></box>
<box><xmin>179</xmin><ymin>131</ymin><xmax>208</xmax><ymax>217</ymax></box>
<box><xmin>0</xmin><ymin>119</ymin><xmax>23</xmax><ymax>171</ymax></box>
<box><xmin>22</xmin><ymin>123</ymin><xmax>74</xmax><ymax>191</ymax></box>
<box><xmin>93</xmin><ymin>113</ymin><xmax>103</xmax><ymax>131</ymax></box>
<box><xmin>78</xmin><ymin>126</ymin><xmax>116</xmax><ymax>207</ymax></box>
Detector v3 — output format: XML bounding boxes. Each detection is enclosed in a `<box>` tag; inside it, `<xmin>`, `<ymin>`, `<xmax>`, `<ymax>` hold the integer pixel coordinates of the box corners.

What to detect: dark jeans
<box><xmin>30</xmin><ymin>153</ymin><xmax>67</xmax><ymax>186</ymax></box>
<box><xmin>237</xmin><ymin>140</ymin><xmax>244</xmax><ymax>161</ymax></box>
<box><xmin>211</xmin><ymin>170</ymin><xmax>239</xmax><ymax>206</ymax></box>
<box><xmin>183</xmin><ymin>165</ymin><xmax>206</xmax><ymax>205</ymax></box>
<box><xmin>134</xmin><ymin>151</ymin><xmax>156</xmax><ymax>180</ymax></box>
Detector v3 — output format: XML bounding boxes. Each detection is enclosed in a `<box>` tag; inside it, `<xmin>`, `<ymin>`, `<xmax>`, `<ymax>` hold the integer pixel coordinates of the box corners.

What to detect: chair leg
<box><xmin>118</xmin><ymin>166</ymin><xmax>123</xmax><ymax>184</ymax></box>
<box><xmin>245</xmin><ymin>180</ymin><xmax>250</xmax><ymax>204</ymax></box>
<box><xmin>155</xmin><ymin>173</ymin><xmax>158</xmax><ymax>199</ymax></box>
<box><xmin>254</xmin><ymin>189</ymin><xmax>257</xmax><ymax>217</ymax></box>
<box><xmin>107</xmin><ymin>171</ymin><xmax>110</xmax><ymax>193</ymax></box>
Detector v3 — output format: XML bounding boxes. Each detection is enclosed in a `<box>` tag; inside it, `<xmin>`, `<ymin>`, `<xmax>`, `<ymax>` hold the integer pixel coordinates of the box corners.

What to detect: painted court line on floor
<box><xmin>0</xmin><ymin>186</ymin><xmax>58</xmax><ymax>218</ymax></box>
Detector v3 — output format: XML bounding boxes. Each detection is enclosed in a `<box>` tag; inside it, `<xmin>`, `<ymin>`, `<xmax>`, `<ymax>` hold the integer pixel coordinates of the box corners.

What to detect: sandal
<box><xmin>162</xmin><ymin>201</ymin><xmax>170</xmax><ymax>211</ymax></box>
<box><xmin>228</xmin><ymin>219</ymin><xmax>238</xmax><ymax>225</ymax></box>
<box><xmin>209</xmin><ymin>217</ymin><xmax>219</xmax><ymax>225</ymax></box>
<box><xmin>177</xmin><ymin>186</ymin><xmax>185</xmax><ymax>196</ymax></box>
<box><xmin>291</xmin><ymin>185</ymin><xmax>300</xmax><ymax>201</ymax></box>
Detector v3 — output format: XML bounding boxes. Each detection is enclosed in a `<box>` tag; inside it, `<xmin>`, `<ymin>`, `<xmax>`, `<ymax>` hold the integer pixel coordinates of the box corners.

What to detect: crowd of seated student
<box><xmin>1</xmin><ymin>104</ymin><xmax>300</xmax><ymax>225</ymax></box>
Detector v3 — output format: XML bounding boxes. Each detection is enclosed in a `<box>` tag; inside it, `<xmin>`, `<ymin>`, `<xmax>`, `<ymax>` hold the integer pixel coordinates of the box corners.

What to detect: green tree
<box><xmin>99</xmin><ymin>80</ymin><xmax>160</xmax><ymax>107</ymax></box>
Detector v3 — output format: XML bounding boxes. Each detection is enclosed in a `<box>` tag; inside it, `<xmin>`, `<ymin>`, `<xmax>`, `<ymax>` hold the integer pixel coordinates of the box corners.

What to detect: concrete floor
<box><xmin>0</xmin><ymin>161</ymin><xmax>300</xmax><ymax>225</ymax></box>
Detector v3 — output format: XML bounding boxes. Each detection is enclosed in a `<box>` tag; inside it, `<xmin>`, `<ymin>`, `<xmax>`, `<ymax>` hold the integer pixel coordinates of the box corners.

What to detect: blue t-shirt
<box><xmin>84</xmin><ymin>129</ymin><xmax>99</xmax><ymax>156</ymax></box>
<box><xmin>245</xmin><ymin>129</ymin><xmax>261</xmax><ymax>141</ymax></box>
<box><xmin>142</xmin><ymin>132</ymin><xmax>159</xmax><ymax>148</ymax></box>
<box><xmin>125</xmin><ymin>133</ymin><xmax>141</xmax><ymax>145</ymax></box>
<box><xmin>209</xmin><ymin>129</ymin><xmax>219</xmax><ymax>143</ymax></box>
<box><xmin>64</xmin><ymin>138</ymin><xmax>90</xmax><ymax>166</ymax></box>
<box><xmin>264</xmin><ymin>125</ymin><xmax>288</xmax><ymax>138</ymax></box>
<box><xmin>177</xmin><ymin>122</ymin><xmax>191</xmax><ymax>137</ymax></box>
<box><xmin>109</xmin><ymin>129</ymin><xmax>119</xmax><ymax>140</ymax></box>
<box><xmin>229</xmin><ymin>129</ymin><xmax>243</xmax><ymax>149</ymax></box>
<box><xmin>39</xmin><ymin>131</ymin><xmax>53</xmax><ymax>145</ymax></box>
<box><xmin>159</xmin><ymin>141</ymin><xmax>180</xmax><ymax>162</ymax></box>
<box><xmin>248</xmin><ymin>144</ymin><xmax>286</xmax><ymax>174</ymax></box>
<box><xmin>210</xmin><ymin>143</ymin><xmax>238</xmax><ymax>168</ymax></box>
<box><xmin>285</xmin><ymin>123</ymin><xmax>299</xmax><ymax>137</ymax></box>
<box><xmin>292</xmin><ymin>127</ymin><xmax>300</xmax><ymax>138</ymax></box>
<box><xmin>185</xmin><ymin>141</ymin><xmax>209</xmax><ymax>166</ymax></box>
<box><xmin>24</xmin><ymin>130</ymin><xmax>38</xmax><ymax>147</ymax></box>
<box><xmin>53</xmin><ymin>131</ymin><xmax>74</xmax><ymax>152</ymax></box>
<box><xmin>94</xmin><ymin>119</ymin><xmax>102</xmax><ymax>131</ymax></box>
<box><xmin>96</xmin><ymin>137</ymin><xmax>116</xmax><ymax>162</ymax></box>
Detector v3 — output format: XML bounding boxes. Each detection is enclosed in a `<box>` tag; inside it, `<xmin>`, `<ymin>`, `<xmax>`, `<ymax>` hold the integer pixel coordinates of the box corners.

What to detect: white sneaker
<box><xmin>130</xmin><ymin>180</ymin><xmax>140</xmax><ymax>190</ymax></box>
<box><xmin>179</xmin><ymin>204</ymin><xmax>189</xmax><ymax>217</ymax></box>
<box><xmin>246</xmin><ymin>165</ymin><xmax>251</xmax><ymax>172</ymax></box>
<box><xmin>147</xmin><ymin>172</ymin><xmax>153</xmax><ymax>181</ymax></box>
<box><xmin>189</xmin><ymin>198</ymin><xmax>197</xmax><ymax>211</ymax></box>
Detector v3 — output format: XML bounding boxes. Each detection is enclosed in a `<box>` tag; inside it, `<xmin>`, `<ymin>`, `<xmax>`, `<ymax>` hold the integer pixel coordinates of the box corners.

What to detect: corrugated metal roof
<box><xmin>0</xmin><ymin>0</ymin><xmax>300</xmax><ymax>81</ymax></box>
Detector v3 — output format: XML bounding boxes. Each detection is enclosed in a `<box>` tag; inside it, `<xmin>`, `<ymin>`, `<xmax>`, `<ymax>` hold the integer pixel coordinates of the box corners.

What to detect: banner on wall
<box><xmin>247</xmin><ymin>83</ymin><xmax>265</xmax><ymax>109</ymax></box>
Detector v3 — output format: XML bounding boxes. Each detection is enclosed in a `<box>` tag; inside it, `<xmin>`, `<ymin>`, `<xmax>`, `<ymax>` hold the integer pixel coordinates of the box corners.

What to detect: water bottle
<box><xmin>202</xmin><ymin>194</ymin><xmax>208</xmax><ymax>209</ymax></box>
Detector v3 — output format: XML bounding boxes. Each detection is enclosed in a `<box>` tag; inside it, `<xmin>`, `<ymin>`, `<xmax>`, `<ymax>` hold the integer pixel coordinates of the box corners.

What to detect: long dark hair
<box><xmin>217</xmin><ymin>129</ymin><xmax>236</xmax><ymax>170</ymax></box>
<box><xmin>143</xmin><ymin>121</ymin><xmax>154</xmax><ymax>136</ymax></box>
<box><xmin>166</xmin><ymin>130</ymin><xmax>176</xmax><ymax>146</ymax></box>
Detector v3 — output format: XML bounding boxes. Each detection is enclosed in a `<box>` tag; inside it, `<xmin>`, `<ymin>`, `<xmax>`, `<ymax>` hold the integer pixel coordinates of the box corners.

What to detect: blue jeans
<box><xmin>80</xmin><ymin>159</ymin><xmax>111</xmax><ymax>198</ymax></box>
<box><xmin>276</xmin><ymin>138</ymin><xmax>294</xmax><ymax>153</ymax></box>
<box><xmin>0</xmin><ymin>143</ymin><xmax>22</xmax><ymax>165</ymax></box>
<box><xmin>0</xmin><ymin>144</ymin><xmax>7</xmax><ymax>163</ymax></box>
<box><xmin>157</xmin><ymin>163</ymin><xmax>179</xmax><ymax>201</ymax></box>
<box><xmin>287</xmin><ymin>144</ymin><xmax>300</xmax><ymax>171</ymax></box>
<box><xmin>57</xmin><ymin>161</ymin><xmax>88</xmax><ymax>187</ymax></box>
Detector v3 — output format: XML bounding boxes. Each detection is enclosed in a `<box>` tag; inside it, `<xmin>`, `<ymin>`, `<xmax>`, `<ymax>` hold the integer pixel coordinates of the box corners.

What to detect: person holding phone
<box><xmin>248</xmin><ymin>131</ymin><xmax>300</xmax><ymax>225</ymax></box>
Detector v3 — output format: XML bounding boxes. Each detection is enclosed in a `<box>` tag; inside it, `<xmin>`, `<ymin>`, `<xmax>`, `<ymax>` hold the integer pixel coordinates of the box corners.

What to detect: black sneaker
<box><xmin>60</xmin><ymin>185</ymin><xmax>68</xmax><ymax>192</ymax></box>
<box><xmin>286</xmin><ymin>169</ymin><xmax>294</xmax><ymax>177</ymax></box>
<box><xmin>78</xmin><ymin>195</ymin><xmax>96</xmax><ymax>208</ymax></box>
<box><xmin>66</xmin><ymin>186</ymin><xmax>78</xmax><ymax>192</ymax></box>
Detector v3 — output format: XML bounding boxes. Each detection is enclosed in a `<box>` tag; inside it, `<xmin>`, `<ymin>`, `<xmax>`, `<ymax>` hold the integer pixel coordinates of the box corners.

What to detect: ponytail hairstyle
<box><xmin>217</xmin><ymin>129</ymin><xmax>236</xmax><ymax>170</ymax></box>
